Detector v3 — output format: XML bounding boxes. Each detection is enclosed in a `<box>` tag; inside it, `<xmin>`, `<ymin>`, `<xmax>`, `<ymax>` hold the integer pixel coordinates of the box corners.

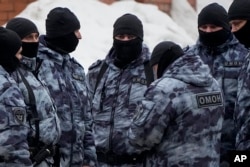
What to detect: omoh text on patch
<box><xmin>196</xmin><ymin>92</ymin><xmax>223</xmax><ymax>108</ymax></box>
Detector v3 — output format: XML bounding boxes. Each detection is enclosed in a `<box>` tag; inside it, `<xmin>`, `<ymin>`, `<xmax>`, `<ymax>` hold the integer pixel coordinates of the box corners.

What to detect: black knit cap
<box><xmin>150</xmin><ymin>41</ymin><xmax>184</xmax><ymax>78</ymax></box>
<box><xmin>0</xmin><ymin>27</ymin><xmax>22</xmax><ymax>56</ymax></box>
<box><xmin>0</xmin><ymin>27</ymin><xmax>22</xmax><ymax>72</ymax></box>
<box><xmin>198</xmin><ymin>3</ymin><xmax>230</xmax><ymax>31</ymax></box>
<box><xmin>113</xmin><ymin>13</ymin><xmax>143</xmax><ymax>40</ymax></box>
<box><xmin>6</xmin><ymin>17</ymin><xmax>39</xmax><ymax>39</ymax></box>
<box><xmin>150</xmin><ymin>41</ymin><xmax>183</xmax><ymax>67</ymax></box>
<box><xmin>46</xmin><ymin>7</ymin><xmax>80</xmax><ymax>39</ymax></box>
<box><xmin>228</xmin><ymin>0</ymin><xmax>250</xmax><ymax>21</ymax></box>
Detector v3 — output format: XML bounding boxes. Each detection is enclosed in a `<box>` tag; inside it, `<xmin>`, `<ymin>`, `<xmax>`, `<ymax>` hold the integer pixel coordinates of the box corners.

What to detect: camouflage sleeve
<box><xmin>129</xmin><ymin>83</ymin><xmax>171</xmax><ymax>150</ymax></box>
<box><xmin>235</xmin><ymin>57</ymin><xmax>250</xmax><ymax>150</ymax></box>
<box><xmin>0</xmin><ymin>83</ymin><xmax>32</xmax><ymax>166</ymax></box>
<box><xmin>82</xmin><ymin>96</ymin><xmax>97</xmax><ymax>166</ymax></box>
<box><xmin>38</xmin><ymin>109</ymin><xmax>61</xmax><ymax>145</ymax></box>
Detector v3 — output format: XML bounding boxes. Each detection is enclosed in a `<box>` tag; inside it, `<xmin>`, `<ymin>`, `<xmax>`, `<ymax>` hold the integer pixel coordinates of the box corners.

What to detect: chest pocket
<box><xmin>128</xmin><ymin>77</ymin><xmax>148</xmax><ymax>113</ymax></box>
<box><xmin>72</xmin><ymin>72</ymin><xmax>87</xmax><ymax>97</ymax></box>
<box><xmin>223</xmin><ymin>61</ymin><xmax>243</xmax><ymax>79</ymax></box>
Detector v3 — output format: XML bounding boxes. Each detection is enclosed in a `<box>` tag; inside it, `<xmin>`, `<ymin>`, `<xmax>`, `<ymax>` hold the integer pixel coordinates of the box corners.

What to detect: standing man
<box><xmin>185</xmin><ymin>3</ymin><xmax>249</xmax><ymax>167</ymax></box>
<box><xmin>37</xmin><ymin>7</ymin><xmax>96</xmax><ymax>167</ymax></box>
<box><xmin>127</xmin><ymin>41</ymin><xmax>224</xmax><ymax>167</ymax></box>
<box><xmin>228</xmin><ymin>0</ymin><xmax>250</xmax><ymax>152</ymax></box>
<box><xmin>86</xmin><ymin>13</ymin><xmax>153</xmax><ymax>166</ymax></box>
<box><xmin>0</xmin><ymin>27</ymin><xmax>32</xmax><ymax>167</ymax></box>
<box><xmin>228</xmin><ymin>0</ymin><xmax>250</xmax><ymax>49</ymax></box>
<box><xmin>6</xmin><ymin>17</ymin><xmax>61</xmax><ymax>167</ymax></box>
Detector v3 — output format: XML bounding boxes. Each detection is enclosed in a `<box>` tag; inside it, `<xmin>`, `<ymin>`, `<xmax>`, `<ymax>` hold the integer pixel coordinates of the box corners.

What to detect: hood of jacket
<box><xmin>163</xmin><ymin>53</ymin><xmax>214</xmax><ymax>87</ymax></box>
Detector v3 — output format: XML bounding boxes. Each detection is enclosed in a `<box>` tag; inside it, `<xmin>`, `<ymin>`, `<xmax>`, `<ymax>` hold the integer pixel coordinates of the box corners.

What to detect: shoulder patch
<box><xmin>133</xmin><ymin>104</ymin><xmax>144</xmax><ymax>121</ymax></box>
<box><xmin>196</xmin><ymin>92</ymin><xmax>223</xmax><ymax>108</ymax></box>
<box><xmin>88</xmin><ymin>59</ymin><xmax>103</xmax><ymax>71</ymax></box>
<box><xmin>12</xmin><ymin>107</ymin><xmax>26</xmax><ymax>124</ymax></box>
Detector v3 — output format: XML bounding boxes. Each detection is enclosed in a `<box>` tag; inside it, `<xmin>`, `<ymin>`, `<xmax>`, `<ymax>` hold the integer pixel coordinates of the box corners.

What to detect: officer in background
<box><xmin>37</xmin><ymin>7</ymin><xmax>97</xmax><ymax>167</ymax></box>
<box><xmin>0</xmin><ymin>27</ymin><xmax>32</xmax><ymax>167</ymax></box>
<box><xmin>228</xmin><ymin>0</ymin><xmax>250</xmax><ymax>49</ymax></box>
<box><xmin>185</xmin><ymin>3</ymin><xmax>248</xmax><ymax>166</ymax></box>
<box><xmin>6</xmin><ymin>17</ymin><xmax>61</xmax><ymax>167</ymax></box>
<box><xmin>127</xmin><ymin>41</ymin><xmax>225</xmax><ymax>167</ymax></box>
<box><xmin>228</xmin><ymin>0</ymin><xmax>250</xmax><ymax>153</ymax></box>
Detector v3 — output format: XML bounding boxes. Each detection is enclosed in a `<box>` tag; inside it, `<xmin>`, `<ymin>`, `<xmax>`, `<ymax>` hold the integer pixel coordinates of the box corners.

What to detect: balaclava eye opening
<box><xmin>6</xmin><ymin>17</ymin><xmax>39</xmax><ymax>58</ymax></box>
<box><xmin>228</xmin><ymin>0</ymin><xmax>250</xmax><ymax>48</ymax></box>
<box><xmin>112</xmin><ymin>13</ymin><xmax>143</xmax><ymax>68</ymax></box>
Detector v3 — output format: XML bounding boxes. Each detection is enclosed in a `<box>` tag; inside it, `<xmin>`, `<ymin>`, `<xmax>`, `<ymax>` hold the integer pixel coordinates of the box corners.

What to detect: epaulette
<box><xmin>88</xmin><ymin>59</ymin><xmax>103</xmax><ymax>71</ymax></box>
<box><xmin>183</xmin><ymin>45</ymin><xmax>190</xmax><ymax>52</ymax></box>
<box><xmin>71</xmin><ymin>57</ymin><xmax>83</xmax><ymax>67</ymax></box>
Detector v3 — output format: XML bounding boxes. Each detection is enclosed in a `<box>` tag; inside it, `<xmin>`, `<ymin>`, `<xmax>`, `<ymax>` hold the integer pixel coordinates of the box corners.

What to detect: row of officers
<box><xmin>0</xmin><ymin>1</ymin><xmax>250</xmax><ymax>167</ymax></box>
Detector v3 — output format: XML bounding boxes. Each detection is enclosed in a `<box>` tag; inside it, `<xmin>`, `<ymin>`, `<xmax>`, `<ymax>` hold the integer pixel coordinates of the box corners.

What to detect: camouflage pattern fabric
<box><xmin>185</xmin><ymin>35</ymin><xmax>248</xmax><ymax>166</ymax></box>
<box><xmin>11</xmin><ymin>56</ymin><xmax>61</xmax><ymax>167</ymax></box>
<box><xmin>235</xmin><ymin>51</ymin><xmax>250</xmax><ymax>150</ymax></box>
<box><xmin>128</xmin><ymin>53</ymin><xmax>225</xmax><ymax>167</ymax></box>
<box><xmin>37</xmin><ymin>42</ymin><xmax>97</xmax><ymax>167</ymax></box>
<box><xmin>86</xmin><ymin>45</ymin><xmax>151</xmax><ymax>167</ymax></box>
<box><xmin>0</xmin><ymin>66</ymin><xmax>32</xmax><ymax>167</ymax></box>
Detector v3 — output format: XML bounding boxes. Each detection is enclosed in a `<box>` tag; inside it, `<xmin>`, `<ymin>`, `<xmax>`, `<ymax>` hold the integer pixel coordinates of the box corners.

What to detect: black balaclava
<box><xmin>233</xmin><ymin>21</ymin><xmax>250</xmax><ymax>48</ymax></box>
<box><xmin>6</xmin><ymin>17</ymin><xmax>39</xmax><ymax>58</ymax></box>
<box><xmin>150</xmin><ymin>41</ymin><xmax>184</xmax><ymax>78</ymax></box>
<box><xmin>198</xmin><ymin>3</ymin><xmax>231</xmax><ymax>47</ymax></box>
<box><xmin>113</xmin><ymin>13</ymin><xmax>143</xmax><ymax>68</ymax></box>
<box><xmin>45</xmin><ymin>7</ymin><xmax>80</xmax><ymax>54</ymax></box>
<box><xmin>0</xmin><ymin>27</ymin><xmax>22</xmax><ymax>73</ymax></box>
<box><xmin>228</xmin><ymin>0</ymin><xmax>250</xmax><ymax>48</ymax></box>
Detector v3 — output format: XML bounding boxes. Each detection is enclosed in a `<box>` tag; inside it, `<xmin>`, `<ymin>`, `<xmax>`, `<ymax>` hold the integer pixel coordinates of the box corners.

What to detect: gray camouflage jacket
<box><xmin>11</xmin><ymin>56</ymin><xmax>61</xmax><ymax>167</ymax></box>
<box><xmin>86</xmin><ymin>45</ymin><xmax>151</xmax><ymax>166</ymax></box>
<box><xmin>0</xmin><ymin>66</ymin><xmax>32</xmax><ymax>167</ymax></box>
<box><xmin>37</xmin><ymin>41</ymin><xmax>97</xmax><ymax>167</ymax></box>
<box><xmin>128</xmin><ymin>53</ymin><xmax>225</xmax><ymax>167</ymax></box>
<box><xmin>235</xmin><ymin>51</ymin><xmax>250</xmax><ymax>150</ymax></box>
<box><xmin>185</xmin><ymin>35</ymin><xmax>248</xmax><ymax>154</ymax></box>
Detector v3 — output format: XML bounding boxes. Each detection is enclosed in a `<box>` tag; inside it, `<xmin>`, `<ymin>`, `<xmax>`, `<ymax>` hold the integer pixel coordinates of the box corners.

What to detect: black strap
<box><xmin>94</xmin><ymin>61</ymin><xmax>108</xmax><ymax>94</ymax></box>
<box><xmin>0</xmin><ymin>155</ymin><xmax>4</xmax><ymax>162</ymax></box>
<box><xmin>143</xmin><ymin>61</ymin><xmax>154</xmax><ymax>87</ymax></box>
<box><xmin>33</xmin><ymin>58</ymin><xmax>43</xmax><ymax>78</ymax></box>
<box><xmin>53</xmin><ymin>144</ymin><xmax>61</xmax><ymax>167</ymax></box>
<box><xmin>17</xmin><ymin>69</ymin><xmax>40</xmax><ymax>144</ymax></box>
<box><xmin>94</xmin><ymin>61</ymin><xmax>154</xmax><ymax>93</ymax></box>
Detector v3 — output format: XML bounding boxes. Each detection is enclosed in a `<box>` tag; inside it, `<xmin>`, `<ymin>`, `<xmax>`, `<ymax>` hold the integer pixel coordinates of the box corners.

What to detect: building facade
<box><xmin>0</xmin><ymin>0</ymin><xmax>196</xmax><ymax>26</ymax></box>
<box><xmin>0</xmin><ymin>0</ymin><xmax>35</xmax><ymax>25</ymax></box>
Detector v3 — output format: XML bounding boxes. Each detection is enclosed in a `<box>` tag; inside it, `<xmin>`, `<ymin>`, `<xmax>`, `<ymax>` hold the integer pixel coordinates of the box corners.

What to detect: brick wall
<box><xmin>100</xmin><ymin>0</ymin><xmax>197</xmax><ymax>14</ymax></box>
<box><xmin>136</xmin><ymin>0</ymin><xmax>172</xmax><ymax>14</ymax></box>
<box><xmin>188</xmin><ymin>0</ymin><xmax>196</xmax><ymax>10</ymax></box>
<box><xmin>0</xmin><ymin>0</ymin><xmax>36</xmax><ymax>26</ymax></box>
<box><xmin>0</xmin><ymin>0</ymin><xmax>197</xmax><ymax>26</ymax></box>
